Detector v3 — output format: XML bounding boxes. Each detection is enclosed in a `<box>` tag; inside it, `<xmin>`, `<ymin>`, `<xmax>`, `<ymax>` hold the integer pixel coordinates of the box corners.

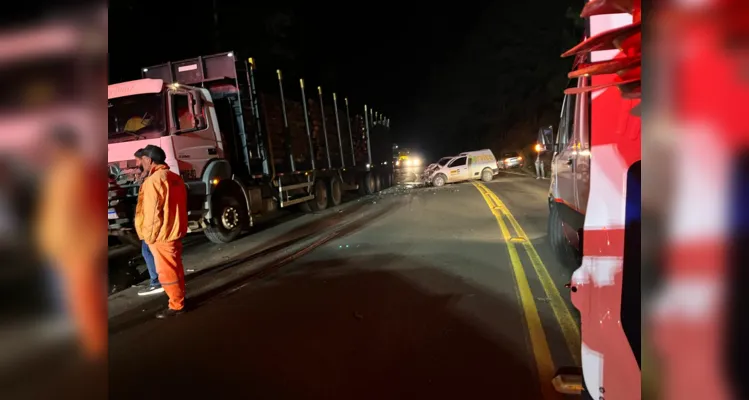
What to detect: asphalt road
<box><xmin>108</xmin><ymin>172</ymin><xmax>581</xmax><ymax>400</ymax></box>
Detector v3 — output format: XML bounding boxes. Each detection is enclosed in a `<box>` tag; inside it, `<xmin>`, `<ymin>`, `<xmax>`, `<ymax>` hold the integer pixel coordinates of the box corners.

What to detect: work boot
<box><xmin>137</xmin><ymin>285</ymin><xmax>164</xmax><ymax>296</ymax></box>
<box><xmin>156</xmin><ymin>308</ymin><xmax>185</xmax><ymax>319</ymax></box>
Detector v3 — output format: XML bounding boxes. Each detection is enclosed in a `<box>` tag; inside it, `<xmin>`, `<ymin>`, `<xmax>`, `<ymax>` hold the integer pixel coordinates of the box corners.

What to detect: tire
<box><xmin>481</xmin><ymin>168</ymin><xmax>493</xmax><ymax>182</ymax></box>
<box><xmin>305</xmin><ymin>179</ymin><xmax>328</xmax><ymax>212</ymax></box>
<box><xmin>359</xmin><ymin>172</ymin><xmax>375</xmax><ymax>195</ymax></box>
<box><xmin>204</xmin><ymin>194</ymin><xmax>245</xmax><ymax>244</ymax></box>
<box><xmin>548</xmin><ymin>204</ymin><xmax>581</xmax><ymax>271</ymax></box>
<box><xmin>328</xmin><ymin>176</ymin><xmax>343</xmax><ymax>207</ymax></box>
<box><xmin>374</xmin><ymin>174</ymin><xmax>382</xmax><ymax>192</ymax></box>
<box><xmin>432</xmin><ymin>173</ymin><xmax>447</xmax><ymax>187</ymax></box>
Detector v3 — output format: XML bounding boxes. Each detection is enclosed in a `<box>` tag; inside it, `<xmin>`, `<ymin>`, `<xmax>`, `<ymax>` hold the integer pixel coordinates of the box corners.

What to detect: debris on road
<box><xmin>186</xmin><ymin>269</ymin><xmax>195</xmax><ymax>273</ymax></box>
<box><xmin>353</xmin><ymin>311</ymin><xmax>364</xmax><ymax>320</ymax></box>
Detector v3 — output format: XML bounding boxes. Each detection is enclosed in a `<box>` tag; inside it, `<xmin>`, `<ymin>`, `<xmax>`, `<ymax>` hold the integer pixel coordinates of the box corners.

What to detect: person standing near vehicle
<box><xmin>35</xmin><ymin>128</ymin><xmax>107</xmax><ymax>359</ymax></box>
<box><xmin>135</xmin><ymin>145</ymin><xmax>188</xmax><ymax>318</ymax></box>
<box><xmin>133</xmin><ymin>148</ymin><xmax>163</xmax><ymax>296</ymax></box>
<box><xmin>534</xmin><ymin>143</ymin><xmax>545</xmax><ymax>179</ymax></box>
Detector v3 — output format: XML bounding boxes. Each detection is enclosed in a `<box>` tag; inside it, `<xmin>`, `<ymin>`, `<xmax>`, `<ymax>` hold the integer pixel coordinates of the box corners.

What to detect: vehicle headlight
<box><xmin>395</xmin><ymin>160</ymin><xmax>400</xmax><ymax>166</ymax></box>
<box><xmin>413</xmin><ymin>158</ymin><xmax>421</xmax><ymax>166</ymax></box>
<box><xmin>405</xmin><ymin>159</ymin><xmax>412</xmax><ymax>166</ymax></box>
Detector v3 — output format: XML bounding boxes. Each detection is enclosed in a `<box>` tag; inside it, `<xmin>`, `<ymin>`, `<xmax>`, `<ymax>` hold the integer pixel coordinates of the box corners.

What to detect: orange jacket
<box><xmin>36</xmin><ymin>152</ymin><xmax>105</xmax><ymax>266</ymax></box>
<box><xmin>135</xmin><ymin>164</ymin><xmax>188</xmax><ymax>244</ymax></box>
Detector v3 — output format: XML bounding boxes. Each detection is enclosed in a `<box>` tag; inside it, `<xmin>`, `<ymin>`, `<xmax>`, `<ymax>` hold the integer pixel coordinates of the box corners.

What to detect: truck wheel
<box><xmin>374</xmin><ymin>174</ymin><xmax>382</xmax><ymax>192</ymax></box>
<box><xmin>432</xmin><ymin>173</ymin><xmax>447</xmax><ymax>187</ymax></box>
<box><xmin>548</xmin><ymin>205</ymin><xmax>580</xmax><ymax>271</ymax></box>
<box><xmin>204</xmin><ymin>194</ymin><xmax>245</xmax><ymax>244</ymax></box>
<box><xmin>328</xmin><ymin>176</ymin><xmax>343</xmax><ymax>207</ymax></box>
<box><xmin>481</xmin><ymin>168</ymin><xmax>493</xmax><ymax>182</ymax></box>
<box><xmin>305</xmin><ymin>179</ymin><xmax>328</xmax><ymax>211</ymax></box>
<box><xmin>359</xmin><ymin>172</ymin><xmax>375</xmax><ymax>195</ymax></box>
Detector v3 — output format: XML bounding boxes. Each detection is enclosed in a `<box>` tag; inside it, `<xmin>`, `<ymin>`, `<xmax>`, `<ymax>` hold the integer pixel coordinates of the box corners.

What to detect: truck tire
<box><xmin>305</xmin><ymin>179</ymin><xmax>328</xmax><ymax>212</ymax></box>
<box><xmin>432</xmin><ymin>173</ymin><xmax>447</xmax><ymax>187</ymax></box>
<box><xmin>481</xmin><ymin>168</ymin><xmax>493</xmax><ymax>182</ymax></box>
<box><xmin>204</xmin><ymin>193</ymin><xmax>245</xmax><ymax>244</ymax></box>
<box><xmin>328</xmin><ymin>176</ymin><xmax>343</xmax><ymax>207</ymax></box>
<box><xmin>359</xmin><ymin>172</ymin><xmax>375</xmax><ymax>195</ymax></box>
<box><xmin>548</xmin><ymin>204</ymin><xmax>581</xmax><ymax>271</ymax></box>
<box><xmin>374</xmin><ymin>173</ymin><xmax>382</xmax><ymax>192</ymax></box>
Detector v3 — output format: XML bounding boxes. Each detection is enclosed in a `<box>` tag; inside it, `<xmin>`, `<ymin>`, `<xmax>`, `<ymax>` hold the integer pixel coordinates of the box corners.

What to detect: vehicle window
<box><xmin>108</xmin><ymin>93</ymin><xmax>166</xmax><ymax>143</ymax></box>
<box><xmin>448</xmin><ymin>157</ymin><xmax>466</xmax><ymax>167</ymax></box>
<box><xmin>438</xmin><ymin>158</ymin><xmax>451</xmax><ymax>166</ymax></box>
<box><xmin>502</xmin><ymin>152</ymin><xmax>517</xmax><ymax>159</ymax></box>
<box><xmin>557</xmin><ymin>81</ymin><xmax>578</xmax><ymax>147</ymax></box>
<box><xmin>172</xmin><ymin>93</ymin><xmax>196</xmax><ymax>132</ymax></box>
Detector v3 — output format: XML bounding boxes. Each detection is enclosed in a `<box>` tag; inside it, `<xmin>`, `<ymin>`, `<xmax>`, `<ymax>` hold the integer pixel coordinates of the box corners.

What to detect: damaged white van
<box><xmin>425</xmin><ymin>149</ymin><xmax>499</xmax><ymax>187</ymax></box>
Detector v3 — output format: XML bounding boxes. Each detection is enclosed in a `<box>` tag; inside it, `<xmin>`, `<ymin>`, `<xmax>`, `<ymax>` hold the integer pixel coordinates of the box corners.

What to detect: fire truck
<box><xmin>547</xmin><ymin>0</ymin><xmax>641</xmax><ymax>398</ymax></box>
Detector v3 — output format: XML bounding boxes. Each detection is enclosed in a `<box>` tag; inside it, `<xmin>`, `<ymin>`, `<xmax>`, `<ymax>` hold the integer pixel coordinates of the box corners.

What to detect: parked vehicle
<box><xmin>499</xmin><ymin>151</ymin><xmax>524</xmax><ymax>169</ymax></box>
<box><xmin>425</xmin><ymin>149</ymin><xmax>499</xmax><ymax>187</ymax></box>
<box><xmin>548</xmin><ymin>1</ymin><xmax>641</xmax><ymax>398</ymax></box>
<box><xmin>108</xmin><ymin>52</ymin><xmax>393</xmax><ymax>245</ymax></box>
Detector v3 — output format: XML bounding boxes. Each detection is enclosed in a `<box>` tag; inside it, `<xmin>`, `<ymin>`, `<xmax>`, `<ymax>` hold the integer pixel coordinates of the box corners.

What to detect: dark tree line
<box><xmin>110</xmin><ymin>0</ymin><xmax>584</xmax><ymax>159</ymax></box>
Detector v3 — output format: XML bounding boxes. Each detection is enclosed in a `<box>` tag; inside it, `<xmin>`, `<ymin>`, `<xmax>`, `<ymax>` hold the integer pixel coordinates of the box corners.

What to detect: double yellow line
<box><xmin>472</xmin><ymin>181</ymin><xmax>580</xmax><ymax>398</ymax></box>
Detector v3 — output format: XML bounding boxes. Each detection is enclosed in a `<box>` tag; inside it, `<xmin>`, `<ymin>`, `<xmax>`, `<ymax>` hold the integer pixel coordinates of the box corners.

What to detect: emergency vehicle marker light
<box><xmin>142</xmin><ymin>68</ymin><xmax>148</xmax><ymax>72</ymax></box>
<box><xmin>227</xmin><ymin>52</ymin><xmax>234</xmax><ymax>57</ymax></box>
<box><xmin>211</xmin><ymin>178</ymin><xmax>219</xmax><ymax>185</ymax></box>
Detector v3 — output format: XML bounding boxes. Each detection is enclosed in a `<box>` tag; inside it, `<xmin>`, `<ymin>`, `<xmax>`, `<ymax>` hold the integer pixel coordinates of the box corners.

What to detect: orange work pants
<box><xmin>58</xmin><ymin>256</ymin><xmax>107</xmax><ymax>360</ymax></box>
<box><xmin>148</xmin><ymin>240</ymin><xmax>186</xmax><ymax>310</ymax></box>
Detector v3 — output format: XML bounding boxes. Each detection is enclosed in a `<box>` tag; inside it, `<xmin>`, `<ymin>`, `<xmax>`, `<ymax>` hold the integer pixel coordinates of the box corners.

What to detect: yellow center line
<box><xmin>475</xmin><ymin>182</ymin><xmax>581</xmax><ymax>365</ymax></box>
<box><xmin>471</xmin><ymin>182</ymin><xmax>558</xmax><ymax>400</ymax></box>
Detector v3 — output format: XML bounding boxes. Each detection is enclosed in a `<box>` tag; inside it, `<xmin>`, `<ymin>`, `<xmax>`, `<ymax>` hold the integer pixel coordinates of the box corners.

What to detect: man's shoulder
<box><xmin>148</xmin><ymin>169</ymin><xmax>169</xmax><ymax>182</ymax></box>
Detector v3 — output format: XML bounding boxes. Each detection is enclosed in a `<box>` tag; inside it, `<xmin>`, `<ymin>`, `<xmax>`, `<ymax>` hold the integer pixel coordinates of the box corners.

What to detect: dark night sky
<box><xmin>110</xmin><ymin>0</ymin><xmax>583</xmax><ymax>160</ymax></box>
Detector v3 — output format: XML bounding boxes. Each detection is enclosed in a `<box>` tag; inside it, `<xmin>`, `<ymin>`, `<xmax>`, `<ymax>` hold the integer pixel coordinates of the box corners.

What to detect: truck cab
<box><xmin>108</xmin><ymin>77</ymin><xmax>248</xmax><ymax>244</ymax></box>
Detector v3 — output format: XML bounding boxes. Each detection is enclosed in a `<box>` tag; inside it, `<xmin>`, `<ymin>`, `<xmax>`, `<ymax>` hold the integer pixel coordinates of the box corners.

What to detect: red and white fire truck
<box><xmin>547</xmin><ymin>0</ymin><xmax>641</xmax><ymax>398</ymax></box>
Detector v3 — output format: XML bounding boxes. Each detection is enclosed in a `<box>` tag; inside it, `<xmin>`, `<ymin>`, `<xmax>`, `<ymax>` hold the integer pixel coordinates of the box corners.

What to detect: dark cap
<box><xmin>142</xmin><ymin>144</ymin><xmax>167</xmax><ymax>164</ymax></box>
<box><xmin>134</xmin><ymin>148</ymin><xmax>145</xmax><ymax>158</ymax></box>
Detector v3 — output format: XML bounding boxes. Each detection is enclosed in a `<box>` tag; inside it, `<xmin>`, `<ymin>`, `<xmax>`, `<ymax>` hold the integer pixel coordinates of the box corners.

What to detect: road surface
<box><xmin>108</xmin><ymin>172</ymin><xmax>581</xmax><ymax>400</ymax></box>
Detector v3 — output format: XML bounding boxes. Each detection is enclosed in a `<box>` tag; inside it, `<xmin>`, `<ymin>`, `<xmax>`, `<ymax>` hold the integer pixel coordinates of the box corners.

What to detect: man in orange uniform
<box><xmin>36</xmin><ymin>128</ymin><xmax>106</xmax><ymax>359</ymax></box>
<box><xmin>135</xmin><ymin>145</ymin><xmax>188</xmax><ymax>318</ymax></box>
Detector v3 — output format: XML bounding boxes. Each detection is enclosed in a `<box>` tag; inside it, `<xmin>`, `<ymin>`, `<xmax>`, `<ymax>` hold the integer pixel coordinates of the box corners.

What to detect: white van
<box><xmin>426</xmin><ymin>149</ymin><xmax>499</xmax><ymax>187</ymax></box>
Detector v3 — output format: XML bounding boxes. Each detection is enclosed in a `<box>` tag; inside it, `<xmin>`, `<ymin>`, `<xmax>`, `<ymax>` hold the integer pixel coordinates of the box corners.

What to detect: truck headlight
<box><xmin>413</xmin><ymin>158</ymin><xmax>421</xmax><ymax>166</ymax></box>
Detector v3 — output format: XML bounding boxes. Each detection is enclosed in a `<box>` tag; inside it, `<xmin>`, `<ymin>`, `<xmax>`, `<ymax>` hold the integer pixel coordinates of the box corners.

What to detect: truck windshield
<box><xmin>438</xmin><ymin>157</ymin><xmax>451</xmax><ymax>166</ymax></box>
<box><xmin>108</xmin><ymin>93</ymin><xmax>166</xmax><ymax>143</ymax></box>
